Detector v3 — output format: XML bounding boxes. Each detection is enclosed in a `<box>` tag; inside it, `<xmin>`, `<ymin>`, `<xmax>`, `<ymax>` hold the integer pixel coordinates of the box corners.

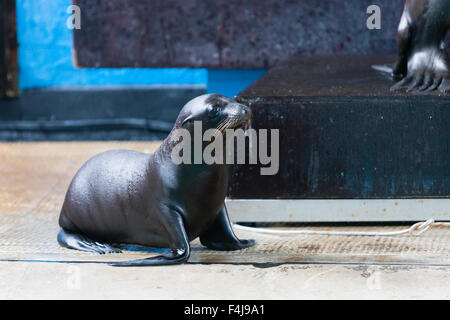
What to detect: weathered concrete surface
<box><xmin>238</xmin><ymin>55</ymin><xmax>449</xmax><ymax>97</ymax></box>
<box><xmin>1</xmin><ymin>262</ymin><xmax>449</xmax><ymax>299</ymax></box>
<box><xmin>0</xmin><ymin>143</ymin><xmax>449</xmax><ymax>299</ymax></box>
<box><xmin>73</xmin><ymin>0</ymin><xmax>406</xmax><ymax>68</ymax></box>
<box><xmin>1</xmin><ymin>142</ymin><xmax>450</xmax><ymax>266</ymax></box>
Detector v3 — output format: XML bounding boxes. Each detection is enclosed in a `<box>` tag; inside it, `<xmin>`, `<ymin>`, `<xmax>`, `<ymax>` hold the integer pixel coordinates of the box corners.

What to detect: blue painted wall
<box><xmin>207</xmin><ymin>70</ymin><xmax>267</xmax><ymax>97</ymax></box>
<box><xmin>15</xmin><ymin>0</ymin><xmax>266</xmax><ymax>97</ymax></box>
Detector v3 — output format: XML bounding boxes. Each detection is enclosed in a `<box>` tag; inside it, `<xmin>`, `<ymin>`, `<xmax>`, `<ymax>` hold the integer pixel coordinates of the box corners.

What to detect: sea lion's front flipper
<box><xmin>200</xmin><ymin>205</ymin><xmax>255</xmax><ymax>251</ymax></box>
<box><xmin>109</xmin><ymin>207</ymin><xmax>190</xmax><ymax>267</ymax></box>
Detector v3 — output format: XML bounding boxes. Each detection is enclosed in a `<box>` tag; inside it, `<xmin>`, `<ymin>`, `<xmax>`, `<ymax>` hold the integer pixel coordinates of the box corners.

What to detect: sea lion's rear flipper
<box><xmin>200</xmin><ymin>205</ymin><xmax>255</xmax><ymax>251</ymax></box>
<box><xmin>109</xmin><ymin>207</ymin><xmax>190</xmax><ymax>267</ymax></box>
<box><xmin>57</xmin><ymin>228</ymin><xmax>121</xmax><ymax>254</ymax></box>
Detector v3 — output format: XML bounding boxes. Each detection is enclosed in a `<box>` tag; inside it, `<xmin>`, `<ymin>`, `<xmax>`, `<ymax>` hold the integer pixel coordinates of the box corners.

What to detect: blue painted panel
<box><xmin>15</xmin><ymin>0</ymin><xmax>265</xmax><ymax>95</ymax></box>
<box><xmin>207</xmin><ymin>70</ymin><xmax>267</xmax><ymax>98</ymax></box>
<box><xmin>15</xmin><ymin>0</ymin><xmax>207</xmax><ymax>89</ymax></box>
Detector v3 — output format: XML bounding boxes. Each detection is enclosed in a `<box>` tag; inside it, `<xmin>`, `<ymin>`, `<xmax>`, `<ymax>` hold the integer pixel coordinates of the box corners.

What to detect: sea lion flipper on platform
<box><xmin>57</xmin><ymin>228</ymin><xmax>122</xmax><ymax>254</ymax></box>
<box><xmin>389</xmin><ymin>0</ymin><xmax>450</xmax><ymax>92</ymax></box>
<box><xmin>109</xmin><ymin>206</ymin><xmax>190</xmax><ymax>267</ymax></box>
<box><xmin>392</xmin><ymin>3</ymin><xmax>413</xmax><ymax>80</ymax></box>
<box><xmin>200</xmin><ymin>205</ymin><xmax>255</xmax><ymax>251</ymax></box>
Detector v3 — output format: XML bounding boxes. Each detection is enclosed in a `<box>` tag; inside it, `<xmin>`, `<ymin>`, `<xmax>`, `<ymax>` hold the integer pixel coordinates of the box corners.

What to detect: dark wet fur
<box><xmin>57</xmin><ymin>94</ymin><xmax>255</xmax><ymax>266</ymax></box>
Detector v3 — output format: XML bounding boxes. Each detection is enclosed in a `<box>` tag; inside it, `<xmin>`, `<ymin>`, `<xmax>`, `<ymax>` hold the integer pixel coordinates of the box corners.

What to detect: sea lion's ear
<box><xmin>182</xmin><ymin>115</ymin><xmax>194</xmax><ymax>126</ymax></box>
<box><xmin>182</xmin><ymin>112</ymin><xmax>203</xmax><ymax>126</ymax></box>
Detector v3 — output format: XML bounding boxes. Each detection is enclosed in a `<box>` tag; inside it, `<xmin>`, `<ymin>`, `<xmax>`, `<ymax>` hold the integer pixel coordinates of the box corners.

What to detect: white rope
<box><xmin>233</xmin><ymin>219</ymin><xmax>450</xmax><ymax>237</ymax></box>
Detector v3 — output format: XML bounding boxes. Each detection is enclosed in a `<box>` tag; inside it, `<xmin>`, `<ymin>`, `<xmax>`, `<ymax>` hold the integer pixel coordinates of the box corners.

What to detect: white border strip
<box><xmin>226</xmin><ymin>199</ymin><xmax>450</xmax><ymax>222</ymax></box>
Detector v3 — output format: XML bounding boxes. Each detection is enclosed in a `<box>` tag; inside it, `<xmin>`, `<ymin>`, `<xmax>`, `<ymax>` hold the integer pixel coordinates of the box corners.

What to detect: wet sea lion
<box><xmin>391</xmin><ymin>0</ymin><xmax>450</xmax><ymax>92</ymax></box>
<box><xmin>57</xmin><ymin>94</ymin><xmax>255</xmax><ymax>266</ymax></box>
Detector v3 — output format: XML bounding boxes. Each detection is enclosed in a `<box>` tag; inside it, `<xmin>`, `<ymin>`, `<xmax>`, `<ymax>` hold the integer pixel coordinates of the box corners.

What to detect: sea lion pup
<box><xmin>57</xmin><ymin>94</ymin><xmax>255</xmax><ymax>266</ymax></box>
<box><xmin>391</xmin><ymin>0</ymin><xmax>450</xmax><ymax>92</ymax></box>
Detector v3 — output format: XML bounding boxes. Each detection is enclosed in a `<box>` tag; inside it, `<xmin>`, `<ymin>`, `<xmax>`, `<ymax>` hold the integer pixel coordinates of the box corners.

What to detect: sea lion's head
<box><xmin>176</xmin><ymin>94</ymin><xmax>251</xmax><ymax>132</ymax></box>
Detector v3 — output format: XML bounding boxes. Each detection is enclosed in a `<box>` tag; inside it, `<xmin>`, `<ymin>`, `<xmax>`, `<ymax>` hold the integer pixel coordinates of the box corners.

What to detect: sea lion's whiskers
<box><xmin>213</xmin><ymin>119</ymin><xmax>228</xmax><ymax>135</ymax></box>
<box><xmin>220</xmin><ymin>115</ymin><xmax>244</xmax><ymax>131</ymax></box>
<box><xmin>216</xmin><ymin>118</ymin><xmax>229</xmax><ymax>131</ymax></box>
<box><xmin>217</xmin><ymin>118</ymin><xmax>233</xmax><ymax>132</ymax></box>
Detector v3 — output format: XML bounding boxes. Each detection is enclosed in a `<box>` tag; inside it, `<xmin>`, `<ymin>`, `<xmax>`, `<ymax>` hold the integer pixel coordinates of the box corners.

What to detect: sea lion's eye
<box><xmin>208</xmin><ymin>106</ymin><xmax>221</xmax><ymax>119</ymax></box>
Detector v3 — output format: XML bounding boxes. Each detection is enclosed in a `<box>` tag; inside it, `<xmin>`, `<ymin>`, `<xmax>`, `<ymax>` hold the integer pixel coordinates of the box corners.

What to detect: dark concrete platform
<box><xmin>228</xmin><ymin>55</ymin><xmax>450</xmax><ymax>199</ymax></box>
<box><xmin>73</xmin><ymin>0</ymin><xmax>407</xmax><ymax>69</ymax></box>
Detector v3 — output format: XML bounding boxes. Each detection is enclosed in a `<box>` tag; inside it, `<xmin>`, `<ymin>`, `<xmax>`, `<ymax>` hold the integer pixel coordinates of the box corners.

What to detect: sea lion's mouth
<box><xmin>216</xmin><ymin>103</ymin><xmax>251</xmax><ymax>132</ymax></box>
<box><xmin>223</xmin><ymin>116</ymin><xmax>250</xmax><ymax>131</ymax></box>
<box><xmin>233</xmin><ymin>119</ymin><xmax>250</xmax><ymax>131</ymax></box>
<box><xmin>217</xmin><ymin>115</ymin><xmax>250</xmax><ymax>132</ymax></box>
